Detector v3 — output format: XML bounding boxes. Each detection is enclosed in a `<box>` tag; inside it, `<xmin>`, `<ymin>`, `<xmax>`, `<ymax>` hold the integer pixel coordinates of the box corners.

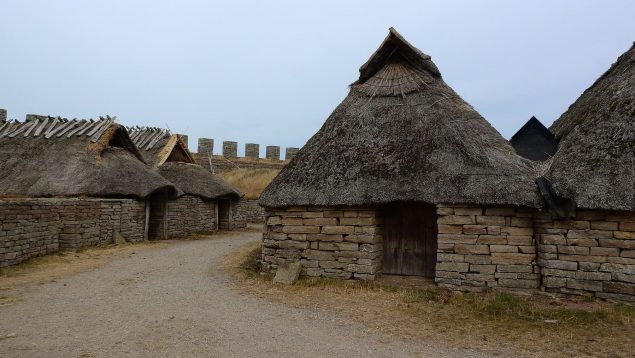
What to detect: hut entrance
<box><xmin>382</xmin><ymin>202</ymin><xmax>438</xmax><ymax>277</ymax></box>
<box><xmin>217</xmin><ymin>199</ymin><xmax>232</xmax><ymax>230</ymax></box>
<box><xmin>146</xmin><ymin>192</ymin><xmax>167</xmax><ymax>240</ymax></box>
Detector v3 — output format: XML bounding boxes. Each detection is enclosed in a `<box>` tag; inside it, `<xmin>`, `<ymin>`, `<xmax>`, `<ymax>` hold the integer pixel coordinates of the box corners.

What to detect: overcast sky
<box><xmin>1</xmin><ymin>1</ymin><xmax>634</xmax><ymax>157</ymax></box>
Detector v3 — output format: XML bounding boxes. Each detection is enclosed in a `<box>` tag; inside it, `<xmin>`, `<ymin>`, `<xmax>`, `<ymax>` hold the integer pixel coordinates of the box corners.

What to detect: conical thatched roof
<box><xmin>0</xmin><ymin>116</ymin><xmax>178</xmax><ymax>199</ymax></box>
<box><xmin>546</xmin><ymin>43</ymin><xmax>635</xmax><ymax>211</ymax></box>
<box><xmin>128</xmin><ymin>127</ymin><xmax>242</xmax><ymax>200</ymax></box>
<box><xmin>260</xmin><ymin>28</ymin><xmax>540</xmax><ymax>208</ymax></box>
<box><xmin>510</xmin><ymin>116</ymin><xmax>556</xmax><ymax>161</ymax></box>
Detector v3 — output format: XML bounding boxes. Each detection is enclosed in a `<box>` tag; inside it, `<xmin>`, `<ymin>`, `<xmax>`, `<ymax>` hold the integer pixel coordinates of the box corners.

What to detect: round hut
<box><xmin>128</xmin><ymin>127</ymin><xmax>244</xmax><ymax>237</ymax></box>
<box><xmin>536</xmin><ymin>43</ymin><xmax>635</xmax><ymax>301</ymax></box>
<box><xmin>260</xmin><ymin>28</ymin><xmax>542</xmax><ymax>290</ymax></box>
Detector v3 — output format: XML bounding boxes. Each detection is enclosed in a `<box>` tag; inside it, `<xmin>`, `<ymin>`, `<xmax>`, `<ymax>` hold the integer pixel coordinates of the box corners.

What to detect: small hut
<box><xmin>0</xmin><ymin>115</ymin><xmax>178</xmax><ymax>267</ymax></box>
<box><xmin>537</xmin><ymin>43</ymin><xmax>635</xmax><ymax>300</ymax></box>
<box><xmin>260</xmin><ymin>28</ymin><xmax>542</xmax><ymax>290</ymax></box>
<box><xmin>128</xmin><ymin>127</ymin><xmax>244</xmax><ymax>238</ymax></box>
<box><xmin>510</xmin><ymin>116</ymin><xmax>557</xmax><ymax>161</ymax></box>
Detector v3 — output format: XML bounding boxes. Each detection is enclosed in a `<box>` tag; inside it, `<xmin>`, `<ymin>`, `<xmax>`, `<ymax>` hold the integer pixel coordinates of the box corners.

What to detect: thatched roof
<box><xmin>546</xmin><ymin>43</ymin><xmax>635</xmax><ymax>211</ymax></box>
<box><xmin>260</xmin><ymin>28</ymin><xmax>541</xmax><ymax>208</ymax></box>
<box><xmin>0</xmin><ymin>116</ymin><xmax>178</xmax><ymax>199</ymax></box>
<box><xmin>128</xmin><ymin>127</ymin><xmax>242</xmax><ymax>200</ymax></box>
<box><xmin>510</xmin><ymin>116</ymin><xmax>556</xmax><ymax>161</ymax></box>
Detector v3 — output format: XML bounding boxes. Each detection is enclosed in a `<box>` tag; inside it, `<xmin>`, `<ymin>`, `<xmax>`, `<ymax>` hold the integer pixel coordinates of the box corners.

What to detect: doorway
<box><xmin>382</xmin><ymin>202</ymin><xmax>438</xmax><ymax>277</ymax></box>
<box><xmin>217</xmin><ymin>199</ymin><xmax>232</xmax><ymax>230</ymax></box>
<box><xmin>147</xmin><ymin>192</ymin><xmax>167</xmax><ymax>240</ymax></box>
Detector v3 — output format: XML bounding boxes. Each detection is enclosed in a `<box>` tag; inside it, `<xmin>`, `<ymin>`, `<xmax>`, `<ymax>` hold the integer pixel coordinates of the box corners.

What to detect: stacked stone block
<box><xmin>222</xmin><ymin>141</ymin><xmax>238</xmax><ymax>158</ymax></box>
<box><xmin>434</xmin><ymin>205</ymin><xmax>540</xmax><ymax>292</ymax></box>
<box><xmin>234</xmin><ymin>199</ymin><xmax>265</xmax><ymax>223</ymax></box>
<box><xmin>166</xmin><ymin>195</ymin><xmax>217</xmax><ymax>239</ymax></box>
<box><xmin>536</xmin><ymin>210</ymin><xmax>635</xmax><ymax>302</ymax></box>
<box><xmin>266</xmin><ymin>146</ymin><xmax>280</xmax><ymax>161</ymax></box>
<box><xmin>197</xmin><ymin>138</ymin><xmax>214</xmax><ymax>155</ymax></box>
<box><xmin>285</xmin><ymin>147</ymin><xmax>299</xmax><ymax>160</ymax></box>
<box><xmin>262</xmin><ymin>207</ymin><xmax>383</xmax><ymax>280</ymax></box>
<box><xmin>245</xmin><ymin>143</ymin><xmax>259</xmax><ymax>159</ymax></box>
<box><xmin>1</xmin><ymin>198</ymin><xmax>147</xmax><ymax>267</ymax></box>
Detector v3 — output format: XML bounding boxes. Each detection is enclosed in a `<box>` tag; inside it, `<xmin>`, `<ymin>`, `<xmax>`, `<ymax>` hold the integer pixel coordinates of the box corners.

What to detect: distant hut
<box><xmin>0</xmin><ymin>115</ymin><xmax>178</xmax><ymax>266</ymax></box>
<box><xmin>128</xmin><ymin>127</ymin><xmax>244</xmax><ymax>237</ymax></box>
<box><xmin>510</xmin><ymin>116</ymin><xmax>556</xmax><ymax>161</ymax></box>
<box><xmin>537</xmin><ymin>43</ymin><xmax>635</xmax><ymax>300</ymax></box>
<box><xmin>259</xmin><ymin>28</ymin><xmax>542</xmax><ymax>290</ymax></box>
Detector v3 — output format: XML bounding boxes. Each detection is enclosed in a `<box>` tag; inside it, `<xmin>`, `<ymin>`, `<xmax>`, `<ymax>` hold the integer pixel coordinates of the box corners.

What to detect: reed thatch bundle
<box><xmin>260</xmin><ymin>28</ymin><xmax>541</xmax><ymax>208</ymax></box>
<box><xmin>547</xmin><ymin>43</ymin><xmax>635</xmax><ymax>211</ymax></box>
<box><xmin>0</xmin><ymin>116</ymin><xmax>178</xmax><ymax>198</ymax></box>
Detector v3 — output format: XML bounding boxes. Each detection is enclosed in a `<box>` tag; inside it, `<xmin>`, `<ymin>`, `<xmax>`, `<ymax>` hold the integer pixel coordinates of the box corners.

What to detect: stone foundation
<box><xmin>1</xmin><ymin>198</ymin><xmax>146</xmax><ymax>267</ymax></box>
<box><xmin>536</xmin><ymin>210</ymin><xmax>635</xmax><ymax>302</ymax></box>
<box><xmin>435</xmin><ymin>205</ymin><xmax>540</xmax><ymax>292</ymax></box>
<box><xmin>166</xmin><ymin>195</ymin><xmax>217</xmax><ymax>239</ymax></box>
<box><xmin>262</xmin><ymin>207</ymin><xmax>383</xmax><ymax>280</ymax></box>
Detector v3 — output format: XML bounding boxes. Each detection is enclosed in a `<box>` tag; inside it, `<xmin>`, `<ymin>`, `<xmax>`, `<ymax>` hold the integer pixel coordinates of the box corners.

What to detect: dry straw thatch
<box><xmin>547</xmin><ymin>43</ymin><xmax>635</xmax><ymax>211</ymax></box>
<box><xmin>0</xmin><ymin>116</ymin><xmax>178</xmax><ymax>198</ymax></box>
<box><xmin>260</xmin><ymin>28</ymin><xmax>541</xmax><ymax>208</ymax></box>
<box><xmin>128</xmin><ymin>127</ymin><xmax>242</xmax><ymax>200</ymax></box>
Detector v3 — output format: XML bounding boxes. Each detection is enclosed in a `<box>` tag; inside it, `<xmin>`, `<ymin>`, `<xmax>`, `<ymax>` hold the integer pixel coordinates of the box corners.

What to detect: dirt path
<box><xmin>0</xmin><ymin>232</ymin><xmax>491</xmax><ymax>358</ymax></box>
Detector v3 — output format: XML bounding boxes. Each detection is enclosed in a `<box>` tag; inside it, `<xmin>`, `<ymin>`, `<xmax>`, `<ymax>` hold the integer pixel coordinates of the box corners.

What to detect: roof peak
<box><xmin>357</xmin><ymin>27</ymin><xmax>441</xmax><ymax>85</ymax></box>
<box><xmin>0</xmin><ymin>115</ymin><xmax>117</xmax><ymax>142</ymax></box>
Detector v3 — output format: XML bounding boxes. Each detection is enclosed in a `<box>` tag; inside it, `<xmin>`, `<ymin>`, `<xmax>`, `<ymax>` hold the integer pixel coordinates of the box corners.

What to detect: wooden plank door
<box><xmin>383</xmin><ymin>202</ymin><xmax>438</xmax><ymax>277</ymax></box>
<box><xmin>148</xmin><ymin>192</ymin><xmax>167</xmax><ymax>240</ymax></box>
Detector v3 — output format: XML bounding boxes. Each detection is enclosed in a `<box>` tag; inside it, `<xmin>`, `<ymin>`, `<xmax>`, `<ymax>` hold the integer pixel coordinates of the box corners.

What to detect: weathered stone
<box><xmin>599</xmin><ymin>239</ymin><xmax>635</xmax><ymax>249</ymax></box>
<box><xmin>344</xmin><ymin>234</ymin><xmax>375</xmax><ymax>244</ymax></box>
<box><xmin>282</xmin><ymin>225</ymin><xmax>320</xmax><ymax>234</ymax></box>
<box><xmin>437</xmin><ymin>253</ymin><xmax>465</xmax><ymax>262</ymax></box>
<box><xmin>489</xmin><ymin>245</ymin><xmax>518</xmax><ymax>253</ymax></box>
<box><xmin>507</xmin><ymin>236</ymin><xmax>532</xmax><ymax>246</ymax></box>
<box><xmin>277</xmin><ymin>241</ymin><xmax>309</xmax><ymax>250</ymax></box>
<box><xmin>438</xmin><ymin>215</ymin><xmax>475</xmax><ymax>225</ymax></box>
<box><xmin>538</xmin><ymin>259</ymin><xmax>578</xmax><ymax>270</ymax></box>
<box><xmin>579</xmin><ymin>262</ymin><xmax>601</xmax><ymax>271</ymax></box>
<box><xmin>339</xmin><ymin>217</ymin><xmax>377</xmax><ymax>226</ymax></box>
<box><xmin>491</xmin><ymin>253</ymin><xmax>534</xmax><ymax>264</ymax></box>
<box><xmin>436</xmin><ymin>262</ymin><xmax>469</xmax><ymax>272</ymax></box>
<box><xmin>438</xmin><ymin>224</ymin><xmax>462</xmax><ymax>234</ymax></box>
<box><xmin>604</xmin><ymin>282</ymin><xmax>635</xmax><ymax>295</ymax></box>
<box><xmin>462</xmin><ymin>225</ymin><xmax>487</xmax><ymax>235</ymax></box>
<box><xmin>455</xmin><ymin>244</ymin><xmax>489</xmax><ymax>255</ymax></box>
<box><xmin>469</xmin><ymin>264</ymin><xmax>496</xmax><ymax>274</ymax></box>
<box><xmin>541</xmin><ymin>234</ymin><xmax>566</xmax><ymax>245</ymax></box>
<box><xmin>566</xmin><ymin>238</ymin><xmax>599</xmax><ymax>247</ymax></box>
<box><xmin>554</xmin><ymin>220</ymin><xmax>590</xmax><ymax>230</ymax></box>
<box><xmin>321</xmin><ymin>226</ymin><xmax>355</xmax><ymax>234</ymax></box>
<box><xmin>590</xmin><ymin>247</ymin><xmax>620</xmax><ymax>256</ymax></box>
<box><xmin>557</xmin><ymin>246</ymin><xmax>589</xmax><ymax>255</ymax></box>
<box><xmin>113</xmin><ymin>231</ymin><xmax>126</xmax><ymax>245</ymax></box>
<box><xmin>600</xmin><ymin>263</ymin><xmax>635</xmax><ymax>275</ymax></box>
<box><xmin>437</xmin><ymin>234</ymin><xmax>478</xmax><ymax>244</ymax></box>
<box><xmin>306</xmin><ymin>234</ymin><xmax>343</xmax><ymax>242</ymax></box>
<box><xmin>303</xmin><ymin>218</ymin><xmax>337</xmax><ymax>226</ymax></box>
<box><xmin>464</xmin><ymin>255</ymin><xmax>492</xmax><ymax>264</ymax></box>
<box><xmin>281</xmin><ymin>217</ymin><xmax>303</xmax><ymax>225</ymax></box>
<box><xmin>543</xmin><ymin>276</ymin><xmax>567</xmax><ymax>288</ymax></box>
<box><xmin>484</xmin><ymin>207</ymin><xmax>516</xmax><ymax>216</ymax></box>
<box><xmin>476</xmin><ymin>235</ymin><xmax>506</xmax><ymax>245</ymax></box>
<box><xmin>273</xmin><ymin>262</ymin><xmax>302</xmax><ymax>285</ymax></box>
<box><xmin>590</xmin><ymin>221</ymin><xmax>619</xmax><ymax>230</ymax></box>
<box><xmin>476</xmin><ymin>216</ymin><xmax>505</xmax><ymax>226</ymax></box>
<box><xmin>303</xmin><ymin>250</ymin><xmax>334</xmax><ymax>261</ymax></box>
<box><xmin>266</xmin><ymin>216</ymin><xmax>282</xmax><ymax>225</ymax></box>
<box><xmin>566</xmin><ymin>279</ymin><xmax>603</xmax><ymax>292</ymax></box>
<box><xmin>498</xmin><ymin>264</ymin><xmax>533</xmax><ymax>273</ymax></box>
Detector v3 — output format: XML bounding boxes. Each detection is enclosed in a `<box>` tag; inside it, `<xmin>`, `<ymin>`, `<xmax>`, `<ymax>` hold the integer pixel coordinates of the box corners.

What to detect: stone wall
<box><xmin>262</xmin><ymin>207</ymin><xmax>383</xmax><ymax>280</ymax></box>
<box><xmin>231</xmin><ymin>199</ymin><xmax>248</xmax><ymax>228</ymax></box>
<box><xmin>192</xmin><ymin>153</ymin><xmax>287</xmax><ymax>173</ymax></box>
<box><xmin>234</xmin><ymin>199</ymin><xmax>264</xmax><ymax>223</ymax></box>
<box><xmin>1</xmin><ymin>198</ymin><xmax>146</xmax><ymax>267</ymax></box>
<box><xmin>535</xmin><ymin>210</ymin><xmax>635</xmax><ymax>302</ymax></box>
<box><xmin>166</xmin><ymin>195</ymin><xmax>216</xmax><ymax>239</ymax></box>
<box><xmin>435</xmin><ymin>205</ymin><xmax>540</xmax><ymax>292</ymax></box>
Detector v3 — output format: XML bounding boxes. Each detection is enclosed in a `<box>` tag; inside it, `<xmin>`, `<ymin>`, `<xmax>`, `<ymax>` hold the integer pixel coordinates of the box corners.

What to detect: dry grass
<box><xmin>219</xmin><ymin>168</ymin><xmax>280</xmax><ymax>199</ymax></box>
<box><xmin>0</xmin><ymin>241</ymin><xmax>168</xmax><ymax>290</ymax></box>
<box><xmin>222</xmin><ymin>242</ymin><xmax>635</xmax><ymax>358</ymax></box>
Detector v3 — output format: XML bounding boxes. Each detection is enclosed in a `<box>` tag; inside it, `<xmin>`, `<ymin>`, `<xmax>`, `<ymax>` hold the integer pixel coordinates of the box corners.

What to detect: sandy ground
<box><xmin>0</xmin><ymin>231</ymin><xmax>492</xmax><ymax>358</ymax></box>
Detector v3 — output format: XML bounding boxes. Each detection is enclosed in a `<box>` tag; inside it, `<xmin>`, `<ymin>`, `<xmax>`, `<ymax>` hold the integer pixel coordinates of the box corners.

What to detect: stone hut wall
<box><xmin>262</xmin><ymin>207</ymin><xmax>383</xmax><ymax>280</ymax></box>
<box><xmin>535</xmin><ymin>210</ymin><xmax>635</xmax><ymax>302</ymax></box>
<box><xmin>234</xmin><ymin>199</ymin><xmax>265</xmax><ymax>223</ymax></box>
<box><xmin>166</xmin><ymin>195</ymin><xmax>217</xmax><ymax>239</ymax></box>
<box><xmin>435</xmin><ymin>205</ymin><xmax>540</xmax><ymax>292</ymax></box>
<box><xmin>1</xmin><ymin>198</ymin><xmax>146</xmax><ymax>267</ymax></box>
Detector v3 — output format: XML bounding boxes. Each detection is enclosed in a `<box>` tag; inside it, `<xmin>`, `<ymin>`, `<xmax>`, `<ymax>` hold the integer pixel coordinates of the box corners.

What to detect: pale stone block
<box><xmin>590</xmin><ymin>247</ymin><xmax>620</xmax><ymax>256</ymax></box>
<box><xmin>502</xmin><ymin>227</ymin><xmax>533</xmax><ymax>236</ymax></box>
<box><xmin>302</xmin><ymin>211</ymin><xmax>324</xmax><ymax>218</ymax></box>
<box><xmin>590</xmin><ymin>221</ymin><xmax>619</xmax><ymax>230</ymax></box>
<box><xmin>554</xmin><ymin>220</ymin><xmax>590</xmax><ymax>230</ymax></box>
<box><xmin>436</xmin><ymin>262</ymin><xmax>469</xmax><ymax>272</ymax></box>
<box><xmin>282</xmin><ymin>225</ymin><xmax>320</xmax><ymax>234</ymax></box>
<box><xmin>476</xmin><ymin>215</ymin><xmax>505</xmax><ymax>226</ymax></box>
<box><xmin>306</xmin><ymin>234</ymin><xmax>343</xmax><ymax>242</ymax></box>
<box><xmin>557</xmin><ymin>245</ymin><xmax>589</xmax><ymax>255</ymax></box>
<box><xmin>566</xmin><ymin>279</ymin><xmax>602</xmax><ymax>292</ymax></box>
<box><xmin>469</xmin><ymin>264</ymin><xmax>496</xmax><ymax>274</ymax></box>
<box><xmin>507</xmin><ymin>235</ymin><xmax>533</xmax><ymax>246</ymax></box>
<box><xmin>438</xmin><ymin>215</ymin><xmax>475</xmax><ymax>225</ymax></box>
<box><xmin>321</xmin><ymin>226</ymin><xmax>355</xmax><ymax>234</ymax></box>
<box><xmin>438</xmin><ymin>224</ymin><xmax>463</xmax><ymax>234</ymax></box>
<box><xmin>437</xmin><ymin>253</ymin><xmax>465</xmax><ymax>262</ymax></box>
<box><xmin>491</xmin><ymin>253</ymin><xmax>534</xmax><ymax>264</ymax></box>
<box><xmin>437</xmin><ymin>234</ymin><xmax>478</xmax><ymax>244</ymax></box>
<box><xmin>490</xmin><ymin>245</ymin><xmax>518</xmax><ymax>253</ymax></box>
<box><xmin>454</xmin><ymin>207</ymin><xmax>482</xmax><ymax>216</ymax></box>
<box><xmin>614</xmin><ymin>231</ymin><xmax>635</xmax><ymax>239</ymax></box>
<box><xmin>599</xmin><ymin>239</ymin><xmax>635</xmax><ymax>249</ymax></box>
<box><xmin>266</xmin><ymin>216</ymin><xmax>282</xmax><ymax>225</ymax></box>
<box><xmin>455</xmin><ymin>244</ymin><xmax>489</xmax><ymax>255</ymax></box>
<box><xmin>476</xmin><ymin>235</ymin><xmax>506</xmax><ymax>245</ymax></box>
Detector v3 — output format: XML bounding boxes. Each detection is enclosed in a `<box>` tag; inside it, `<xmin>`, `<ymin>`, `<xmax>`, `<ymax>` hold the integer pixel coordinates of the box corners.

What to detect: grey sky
<box><xmin>1</xmin><ymin>1</ymin><xmax>634</xmax><ymax>158</ymax></box>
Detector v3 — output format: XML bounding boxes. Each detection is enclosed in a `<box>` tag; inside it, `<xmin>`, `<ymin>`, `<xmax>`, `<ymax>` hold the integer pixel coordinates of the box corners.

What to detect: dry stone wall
<box><xmin>1</xmin><ymin>198</ymin><xmax>146</xmax><ymax>267</ymax></box>
<box><xmin>166</xmin><ymin>195</ymin><xmax>216</xmax><ymax>239</ymax></box>
<box><xmin>435</xmin><ymin>205</ymin><xmax>540</xmax><ymax>292</ymax></box>
<box><xmin>234</xmin><ymin>199</ymin><xmax>265</xmax><ymax>223</ymax></box>
<box><xmin>535</xmin><ymin>210</ymin><xmax>635</xmax><ymax>302</ymax></box>
<box><xmin>262</xmin><ymin>207</ymin><xmax>383</xmax><ymax>280</ymax></box>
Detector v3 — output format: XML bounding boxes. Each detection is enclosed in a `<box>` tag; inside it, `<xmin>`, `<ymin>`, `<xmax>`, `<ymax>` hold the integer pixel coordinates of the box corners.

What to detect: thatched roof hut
<box><xmin>260</xmin><ymin>28</ymin><xmax>540</xmax><ymax>208</ymax></box>
<box><xmin>0</xmin><ymin>116</ymin><xmax>178</xmax><ymax>199</ymax></box>
<box><xmin>546</xmin><ymin>43</ymin><xmax>635</xmax><ymax>211</ymax></box>
<box><xmin>510</xmin><ymin>116</ymin><xmax>557</xmax><ymax>161</ymax></box>
<box><xmin>128</xmin><ymin>127</ymin><xmax>242</xmax><ymax>200</ymax></box>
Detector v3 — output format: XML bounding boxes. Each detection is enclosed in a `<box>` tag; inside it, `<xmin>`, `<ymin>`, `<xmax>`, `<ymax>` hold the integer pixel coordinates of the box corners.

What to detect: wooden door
<box><xmin>148</xmin><ymin>192</ymin><xmax>167</xmax><ymax>240</ymax></box>
<box><xmin>383</xmin><ymin>202</ymin><xmax>438</xmax><ymax>277</ymax></box>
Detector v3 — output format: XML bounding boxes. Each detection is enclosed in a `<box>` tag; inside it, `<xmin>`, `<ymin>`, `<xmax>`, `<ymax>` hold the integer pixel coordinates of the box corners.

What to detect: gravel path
<box><xmin>0</xmin><ymin>231</ymin><xmax>491</xmax><ymax>357</ymax></box>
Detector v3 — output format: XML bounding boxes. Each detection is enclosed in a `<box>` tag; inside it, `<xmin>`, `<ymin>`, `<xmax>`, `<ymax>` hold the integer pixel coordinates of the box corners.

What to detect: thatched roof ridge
<box><xmin>546</xmin><ymin>43</ymin><xmax>635</xmax><ymax>211</ymax></box>
<box><xmin>127</xmin><ymin>126</ymin><xmax>242</xmax><ymax>200</ymax></box>
<box><xmin>0</xmin><ymin>116</ymin><xmax>178</xmax><ymax>199</ymax></box>
<box><xmin>260</xmin><ymin>28</ymin><xmax>541</xmax><ymax>208</ymax></box>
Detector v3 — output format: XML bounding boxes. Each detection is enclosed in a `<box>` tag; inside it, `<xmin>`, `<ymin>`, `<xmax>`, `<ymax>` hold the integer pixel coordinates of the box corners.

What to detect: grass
<box><xmin>222</xmin><ymin>242</ymin><xmax>635</xmax><ymax>358</ymax></box>
<box><xmin>218</xmin><ymin>168</ymin><xmax>280</xmax><ymax>199</ymax></box>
